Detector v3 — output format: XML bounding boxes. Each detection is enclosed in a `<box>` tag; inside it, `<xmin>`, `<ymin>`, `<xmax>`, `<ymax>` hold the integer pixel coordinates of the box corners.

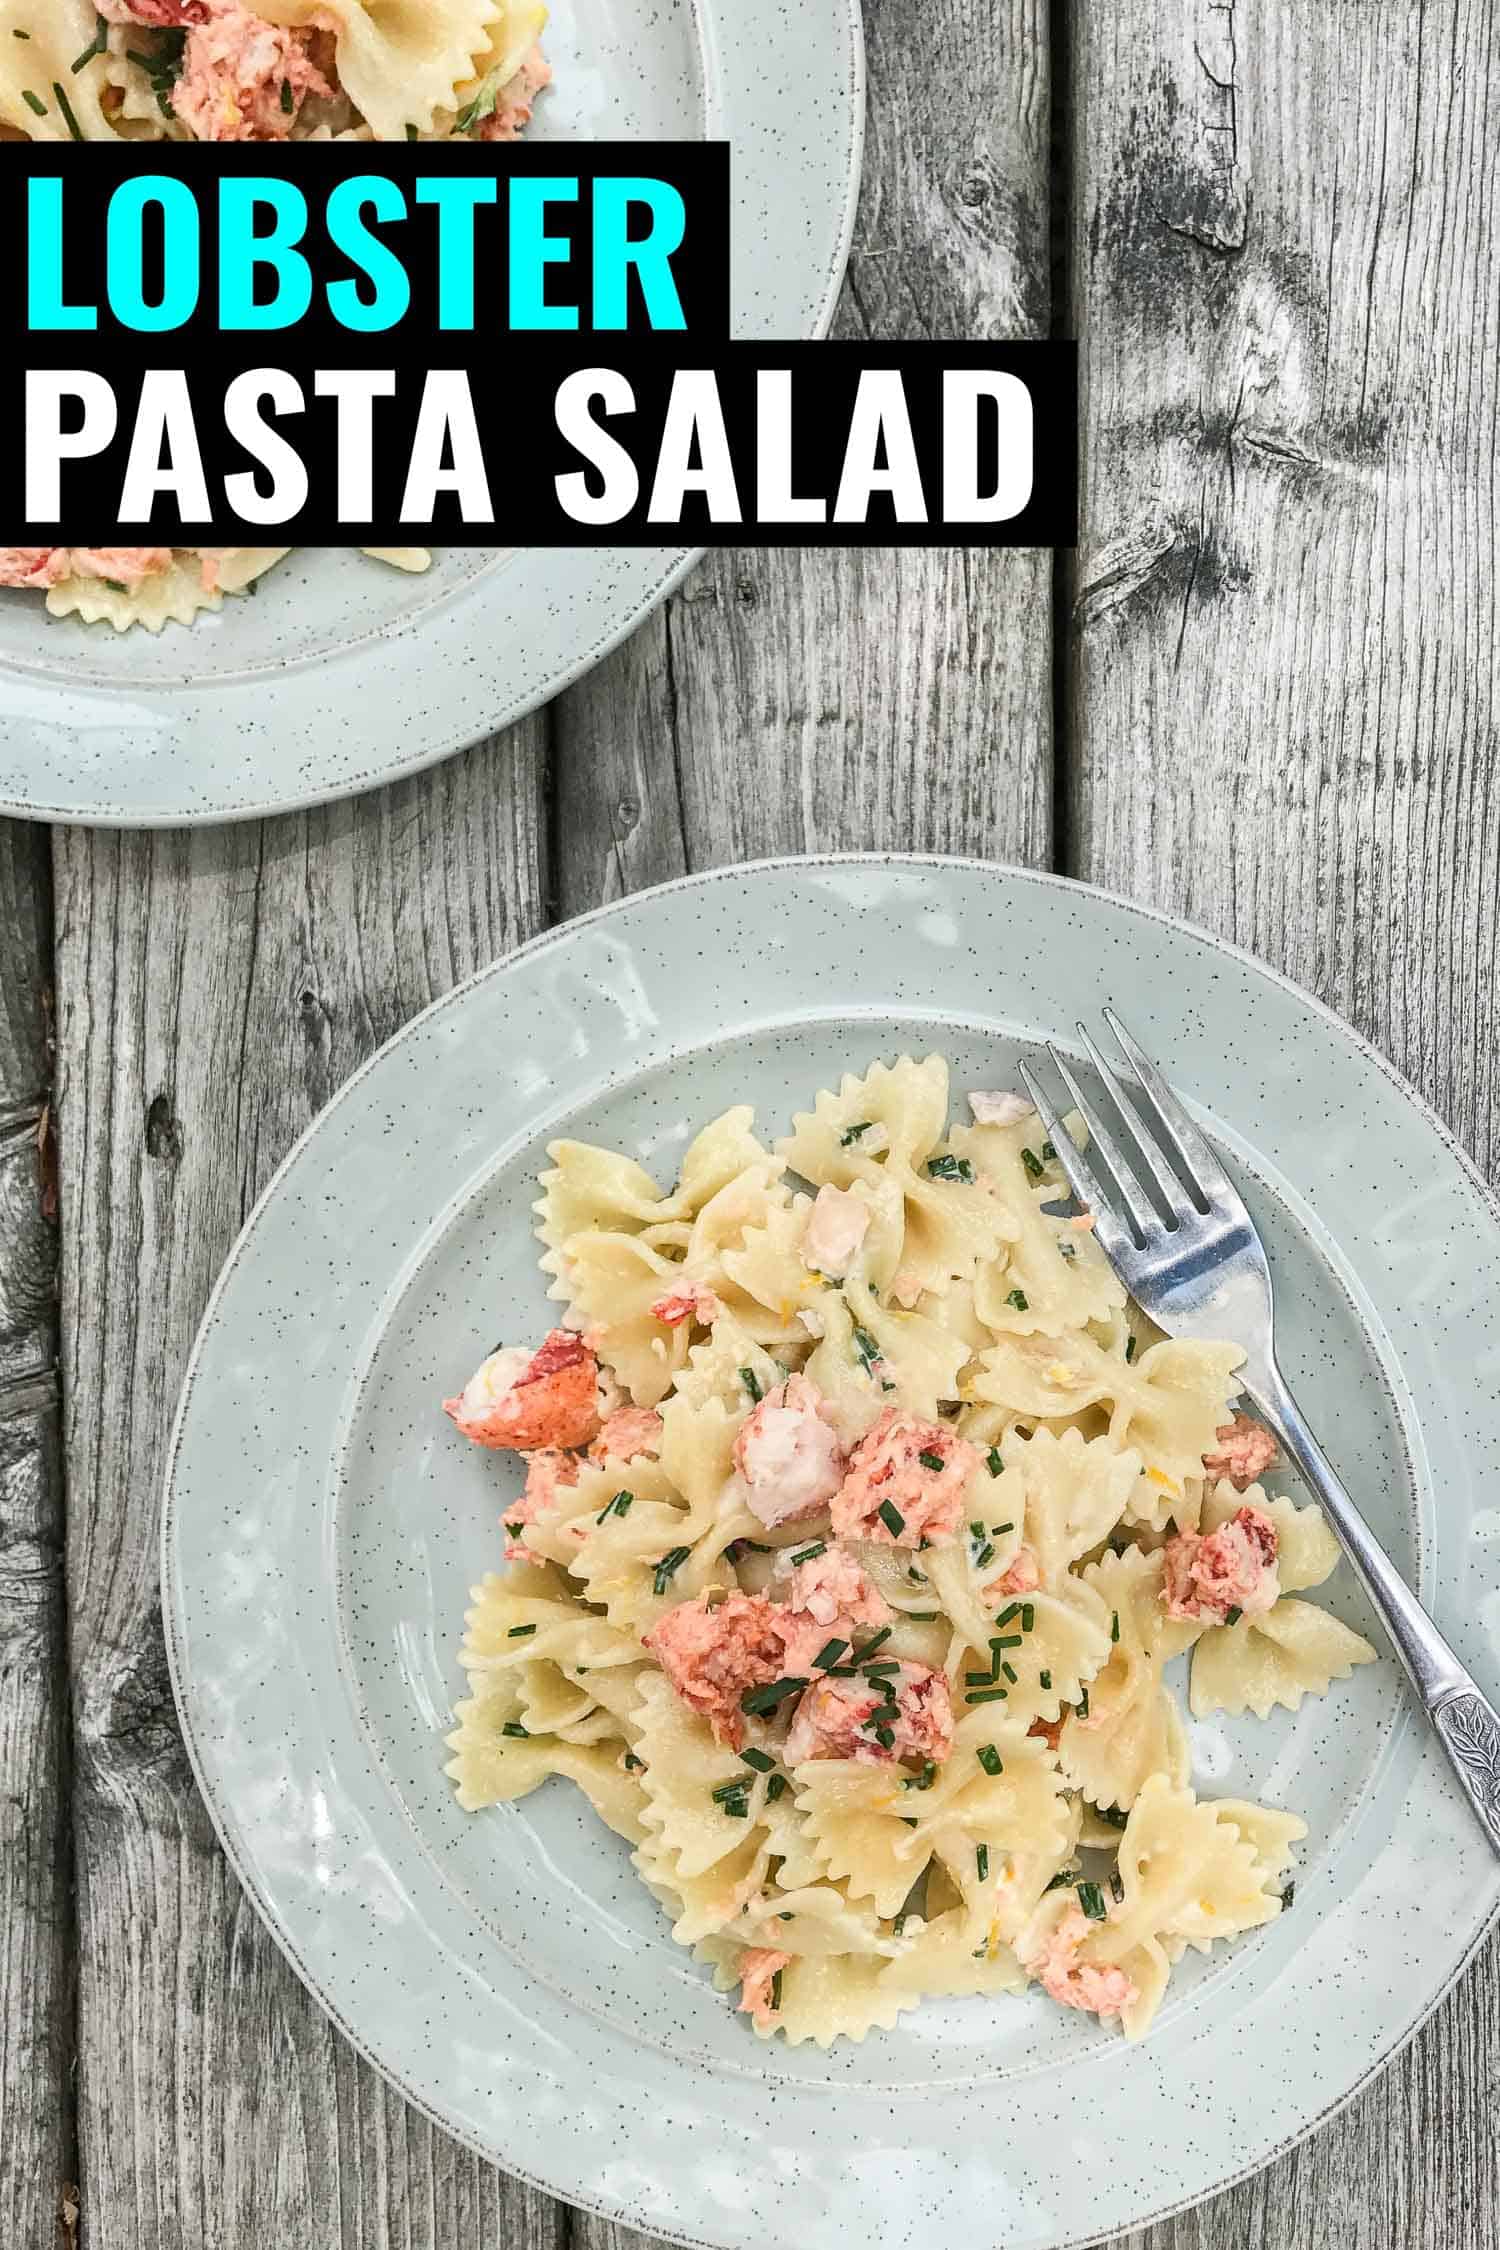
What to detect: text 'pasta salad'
<box><xmin>0</xmin><ymin>0</ymin><xmax>548</xmax><ymax>629</ymax></box>
<box><xmin>442</xmin><ymin>1055</ymin><xmax>1378</xmax><ymax>2047</ymax></box>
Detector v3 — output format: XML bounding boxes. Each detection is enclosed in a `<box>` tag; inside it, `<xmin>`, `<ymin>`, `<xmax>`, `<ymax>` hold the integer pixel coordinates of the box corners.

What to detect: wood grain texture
<box><xmin>552</xmin><ymin>0</ymin><xmax>1054</xmax><ymax>917</ymax></box>
<box><xmin>1071</xmin><ymin>4</ymin><xmax>1500</xmax><ymax>2245</ymax></box>
<box><xmin>52</xmin><ymin>734</ymin><xmax>552</xmax><ymax>2250</ymax></box>
<box><xmin>0</xmin><ymin>821</ymin><xmax>71</xmax><ymax>2250</ymax></box>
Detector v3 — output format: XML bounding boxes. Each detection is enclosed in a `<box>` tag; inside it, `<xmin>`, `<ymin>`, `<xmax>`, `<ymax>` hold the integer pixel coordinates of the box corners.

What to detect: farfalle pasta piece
<box><xmin>0</xmin><ymin>0</ymin><xmax>118</xmax><ymax>138</ymax></box>
<box><xmin>1185</xmin><ymin>1478</ymin><xmax>1377</xmax><ymax>1719</ymax></box>
<box><xmin>973</xmin><ymin>1329</ymin><xmax>1243</xmax><ymax>1497</ymax></box>
<box><xmin>955</xmin><ymin>1117</ymin><xmax>1126</xmax><ymax>1338</ymax></box>
<box><xmin>995</xmin><ymin>1425</ymin><xmax>1143</xmax><ymax>1586</ymax></box>
<box><xmin>255</xmin><ymin>0</ymin><xmax>504</xmax><ymax>138</ymax></box>
<box><xmin>1056</xmin><ymin>1548</ymin><xmax>1196</xmax><ymax>1811</ymax></box>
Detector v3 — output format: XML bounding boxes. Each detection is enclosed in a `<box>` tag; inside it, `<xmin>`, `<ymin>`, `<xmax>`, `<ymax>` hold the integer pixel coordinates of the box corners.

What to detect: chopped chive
<box><xmin>1281</xmin><ymin>1880</ymin><xmax>1295</xmax><ymax>1910</ymax></box>
<box><xmin>710</xmin><ymin>1778</ymin><xmax>750</xmax><ymax>1803</ymax></box>
<box><xmin>21</xmin><ymin>88</ymin><xmax>46</xmax><ymax>116</ymax></box>
<box><xmin>1076</xmin><ymin>1880</ymin><xmax>1107</xmax><ymax>1921</ymax></box>
<box><xmin>721</xmin><ymin>1793</ymin><xmax>750</xmax><ymax>1818</ymax></box>
<box><xmin>926</xmin><ymin>1153</ymin><xmax>975</xmax><ymax>1183</ymax></box>
<box><xmin>993</xmin><ymin>1634</ymin><xmax>1023</xmax><ymax>1651</ymax></box>
<box><xmin>1110</xmin><ymin>1609</ymin><xmax>1121</xmax><ymax>1643</ymax></box>
<box><xmin>873</xmin><ymin>1724</ymin><xmax>895</xmax><ymax>1748</ymax></box>
<box><xmin>789</xmin><ymin>1540</ymin><xmax>827</xmax><ymax>1566</ymax></box>
<box><xmin>53</xmin><ymin>81</ymin><xmax>83</xmax><ymax>138</ymax></box>
<box><xmin>966</xmin><ymin>1687</ymin><xmax>1009</xmax><ymax>1704</ymax></box>
<box><xmin>970</xmin><ymin>1519</ymin><xmax>986</xmax><ymax>1540</ymax></box>
<box><xmin>769</xmin><ymin>1967</ymin><xmax>783</xmax><ymax>2010</ymax></box>
<box><xmin>906</xmin><ymin>1610</ymin><xmax>939</xmax><ymax>1621</ymax></box>
<box><xmin>909</xmin><ymin>1759</ymin><xmax>937</xmax><ymax>1791</ymax></box>
<box><xmin>992</xmin><ymin>1521</ymin><xmax>1015</xmax><ymax>1535</ymax></box>
<box><xmin>812</xmin><ymin>1638</ymin><xmax>849</xmax><ymax>1671</ymax></box>
<box><xmin>851</xmin><ymin>1325</ymin><xmax>882</xmax><ymax>1373</ymax></box>
<box><xmin>501</xmin><ymin>1721</ymin><xmax>530</xmax><ymax>1739</ymax></box>
<box><xmin>976</xmin><ymin>1843</ymin><xmax>990</xmax><ymax>1882</ymax></box>
<box><xmin>739</xmin><ymin>1746</ymin><xmax>775</xmax><ymax>1772</ymax></box>
<box><xmin>622</xmin><ymin>1750</ymin><xmax>644</xmax><ymax>1770</ymax></box>
<box><xmin>1125</xmin><ymin>1334</ymin><xmax>1138</xmax><ymax>1363</ymax></box>
<box><xmin>1021</xmin><ymin>1146</ymin><xmax>1045</xmax><ymax>1181</ymax></box>
<box><xmin>986</xmin><ymin>1446</ymin><xmax>1003</xmax><ymax>1476</ymax></box>
<box><xmin>965</xmin><ymin>1671</ymin><xmax>995</xmax><ymax>1688</ymax></box>
<box><xmin>72</xmin><ymin>17</ymin><xmax>107</xmax><ymax>73</ymax></box>
<box><xmin>901</xmin><ymin>1815</ymin><xmax>919</xmax><ymax>1828</ymax></box>
<box><xmin>1077</xmin><ymin>1685</ymin><xmax>1090</xmax><ymax>1719</ymax></box>
<box><xmin>1226</xmin><ymin>1604</ymin><xmax>1244</xmax><ymax>1626</ymax></box>
<box><xmin>976</xmin><ymin>1743</ymin><xmax>1003</xmax><ymax>1776</ymax></box>
<box><xmin>1005</xmin><ymin>1288</ymin><xmax>1029</xmax><ymax>1312</ymax></box>
<box><xmin>1042</xmin><ymin>1138</ymin><xmax>1057</xmax><ymax>1159</ymax></box>
<box><xmin>507</xmin><ymin>1623</ymin><xmax>536</xmax><ymax>1639</ymax></box>
<box><xmin>1001</xmin><ymin>1661</ymin><xmax>1018</xmax><ymax>1684</ymax></box>
<box><xmin>101</xmin><ymin>578</ymin><xmax>127</xmax><ymax>593</ymax></box>
<box><xmin>855</xmin><ymin>1626</ymin><xmax>892</xmax><ymax>1660</ymax></box>
<box><xmin>1021</xmin><ymin>1603</ymin><xmax>1035</xmax><ymax>1632</ymax></box>
<box><xmin>907</xmin><ymin>1565</ymin><xmax>925</xmax><ymax>1583</ymax></box>
<box><xmin>877</xmin><ymin>1498</ymin><xmax>906</xmax><ymax>1538</ymax></box>
<box><xmin>778</xmin><ymin>1912</ymin><xmax>794</xmax><ymax>1922</ymax></box>
<box><xmin>741</xmin><ymin>1675</ymin><xmax>808</xmax><ymax>1716</ymax></box>
<box><xmin>840</xmin><ymin>1120</ymin><xmax>873</xmax><ymax>1145</ymax></box>
<box><xmin>280</xmin><ymin>75</ymin><xmax>294</xmax><ymax>111</ymax></box>
<box><xmin>766</xmin><ymin>1773</ymin><xmax>788</xmax><ymax>1801</ymax></box>
<box><xmin>503</xmin><ymin>1520</ymin><xmax>522</xmax><ymax>1539</ymax></box>
<box><xmin>995</xmin><ymin>1602</ymin><xmax>1020</xmax><ymax>1628</ymax></box>
<box><xmin>974</xmin><ymin>1542</ymin><xmax>995</xmax><ymax>1569</ymax></box>
<box><xmin>1110</xmin><ymin>1867</ymin><xmax>1125</xmax><ymax>1904</ymax></box>
<box><xmin>862</xmin><ymin>1660</ymin><xmax>900</xmax><ymax>1677</ymax></box>
<box><xmin>1039</xmin><ymin>1670</ymin><xmax>1052</xmax><ymax>1690</ymax></box>
<box><xmin>917</xmin><ymin>1449</ymin><xmax>945</xmax><ymax>1473</ymax></box>
<box><xmin>652</xmin><ymin>1546</ymin><xmax>692</xmax><ymax>1595</ymax></box>
<box><xmin>597</xmin><ymin>1488</ymin><xmax>634</xmax><ymax>1523</ymax></box>
<box><xmin>739</xmin><ymin>1366</ymin><xmax>763</xmax><ymax>1403</ymax></box>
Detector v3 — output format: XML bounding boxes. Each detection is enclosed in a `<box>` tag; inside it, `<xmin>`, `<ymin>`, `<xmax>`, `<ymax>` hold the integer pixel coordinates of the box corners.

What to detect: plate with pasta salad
<box><xmin>162</xmin><ymin>858</ymin><xmax>1500</xmax><ymax>2250</ymax></box>
<box><xmin>0</xmin><ymin>0</ymin><xmax>863</xmax><ymax>823</ymax></box>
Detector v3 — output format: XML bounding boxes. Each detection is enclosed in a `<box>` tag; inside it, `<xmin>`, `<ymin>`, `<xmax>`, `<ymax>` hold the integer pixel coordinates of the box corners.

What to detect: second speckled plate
<box><xmin>0</xmin><ymin>0</ymin><xmax>864</xmax><ymax>826</ymax></box>
<box><xmin>162</xmin><ymin>859</ymin><xmax>1500</xmax><ymax>2250</ymax></box>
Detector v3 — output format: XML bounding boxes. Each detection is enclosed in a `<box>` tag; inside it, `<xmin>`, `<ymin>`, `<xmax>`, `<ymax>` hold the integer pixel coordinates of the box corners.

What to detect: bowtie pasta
<box><xmin>443</xmin><ymin>1054</ymin><xmax>1378</xmax><ymax>2046</ymax></box>
<box><xmin>0</xmin><ymin>0</ymin><xmax>550</xmax><ymax>628</ymax></box>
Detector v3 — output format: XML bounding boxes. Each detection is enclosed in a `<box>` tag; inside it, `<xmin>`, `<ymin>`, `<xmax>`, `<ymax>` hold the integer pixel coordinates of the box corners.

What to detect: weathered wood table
<box><xmin>3</xmin><ymin>3</ymin><xmax>1498</xmax><ymax>2245</ymax></box>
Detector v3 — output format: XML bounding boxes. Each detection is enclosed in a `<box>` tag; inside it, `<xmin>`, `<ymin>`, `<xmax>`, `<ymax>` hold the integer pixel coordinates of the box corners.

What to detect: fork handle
<box><xmin>1246</xmin><ymin>1359</ymin><xmax>1500</xmax><ymax>1861</ymax></box>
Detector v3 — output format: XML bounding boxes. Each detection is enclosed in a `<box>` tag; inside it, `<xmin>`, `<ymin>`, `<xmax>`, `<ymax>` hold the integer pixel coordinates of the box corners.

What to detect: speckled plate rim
<box><xmin>0</xmin><ymin>0</ymin><xmax>864</xmax><ymax>830</ymax></box>
<box><xmin>161</xmin><ymin>857</ymin><xmax>1500</xmax><ymax>2250</ymax></box>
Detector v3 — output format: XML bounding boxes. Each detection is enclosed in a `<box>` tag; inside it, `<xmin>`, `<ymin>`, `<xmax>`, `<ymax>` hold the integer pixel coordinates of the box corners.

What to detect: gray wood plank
<box><xmin>53</xmin><ymin>736</ymin><xmax>559</xmax><ymax>2250</ymax></box>
<box><xmin>554</xmin><ymin>0</ymin><xmax>1055</xmax><ymax>912</ymax></box>
<box><xmin>1070</xmin><ymin>5</ymin><xmax>1500</xmax><ymax>2246</ymax></box>
<box><xmin>0</xmin><ymin>820</ymin><xmax>71</xmax><ymax>2250</ymax></box>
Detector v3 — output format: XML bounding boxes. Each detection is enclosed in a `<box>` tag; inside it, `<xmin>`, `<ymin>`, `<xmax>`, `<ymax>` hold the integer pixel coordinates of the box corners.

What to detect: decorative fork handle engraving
<box><xmin>1432</xmin><ymin>1692</ymin><xmax>1500</xmax><ymax>1856</ymax></box>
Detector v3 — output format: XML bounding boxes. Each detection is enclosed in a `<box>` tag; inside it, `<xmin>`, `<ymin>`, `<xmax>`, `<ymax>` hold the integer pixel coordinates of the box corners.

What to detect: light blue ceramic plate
<box><xmin>162</xmin><ymin>859</ymin><xmax>1500</xmax><ymax>2250</ymax></box>
<box><xmin>0</xmin><ymin>0</ymin><xmax>864</xmax><ymax>827</ymax></box>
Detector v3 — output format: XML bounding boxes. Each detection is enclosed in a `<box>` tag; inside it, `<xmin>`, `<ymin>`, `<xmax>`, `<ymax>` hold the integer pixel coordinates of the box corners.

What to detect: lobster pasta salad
<box><xmin>442</xmin><ymin>1055</ymin><xmax>1378</xmax><ymax>2048</ymax></box>
<box><xmin>0</xmin><ymin>0</ymin><xmax>548</xmax><ymax>630</ymax></box>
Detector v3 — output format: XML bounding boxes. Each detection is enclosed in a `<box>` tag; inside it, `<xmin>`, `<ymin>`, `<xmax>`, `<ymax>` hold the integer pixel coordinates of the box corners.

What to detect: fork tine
<box><xmin>1015</xmin><ymin>1057</ymin><xmax>1135</xmax><ymax>1259</ymax></box>
<box><xmin>1046</xmin><ymin>1047</ymin><xmax>1156</xmax><ymax>1243</ymax></box>
<box><xmin>1076</xmin><ymin>1023</ymin><xmax>1195</xmax><ymax>1224</ymax></box>
<box><xmin>1101</xmin><ymin>1008</ymin><xmax>1238</xmax><ymax>1207</ymax></box>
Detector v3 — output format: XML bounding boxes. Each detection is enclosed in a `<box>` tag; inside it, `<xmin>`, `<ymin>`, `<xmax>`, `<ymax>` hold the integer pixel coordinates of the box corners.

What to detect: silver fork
<box><xmin>1017</xmin><ymin>1006</ymin><xmax>1500</xmax><ymax>1861</ymax></box>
